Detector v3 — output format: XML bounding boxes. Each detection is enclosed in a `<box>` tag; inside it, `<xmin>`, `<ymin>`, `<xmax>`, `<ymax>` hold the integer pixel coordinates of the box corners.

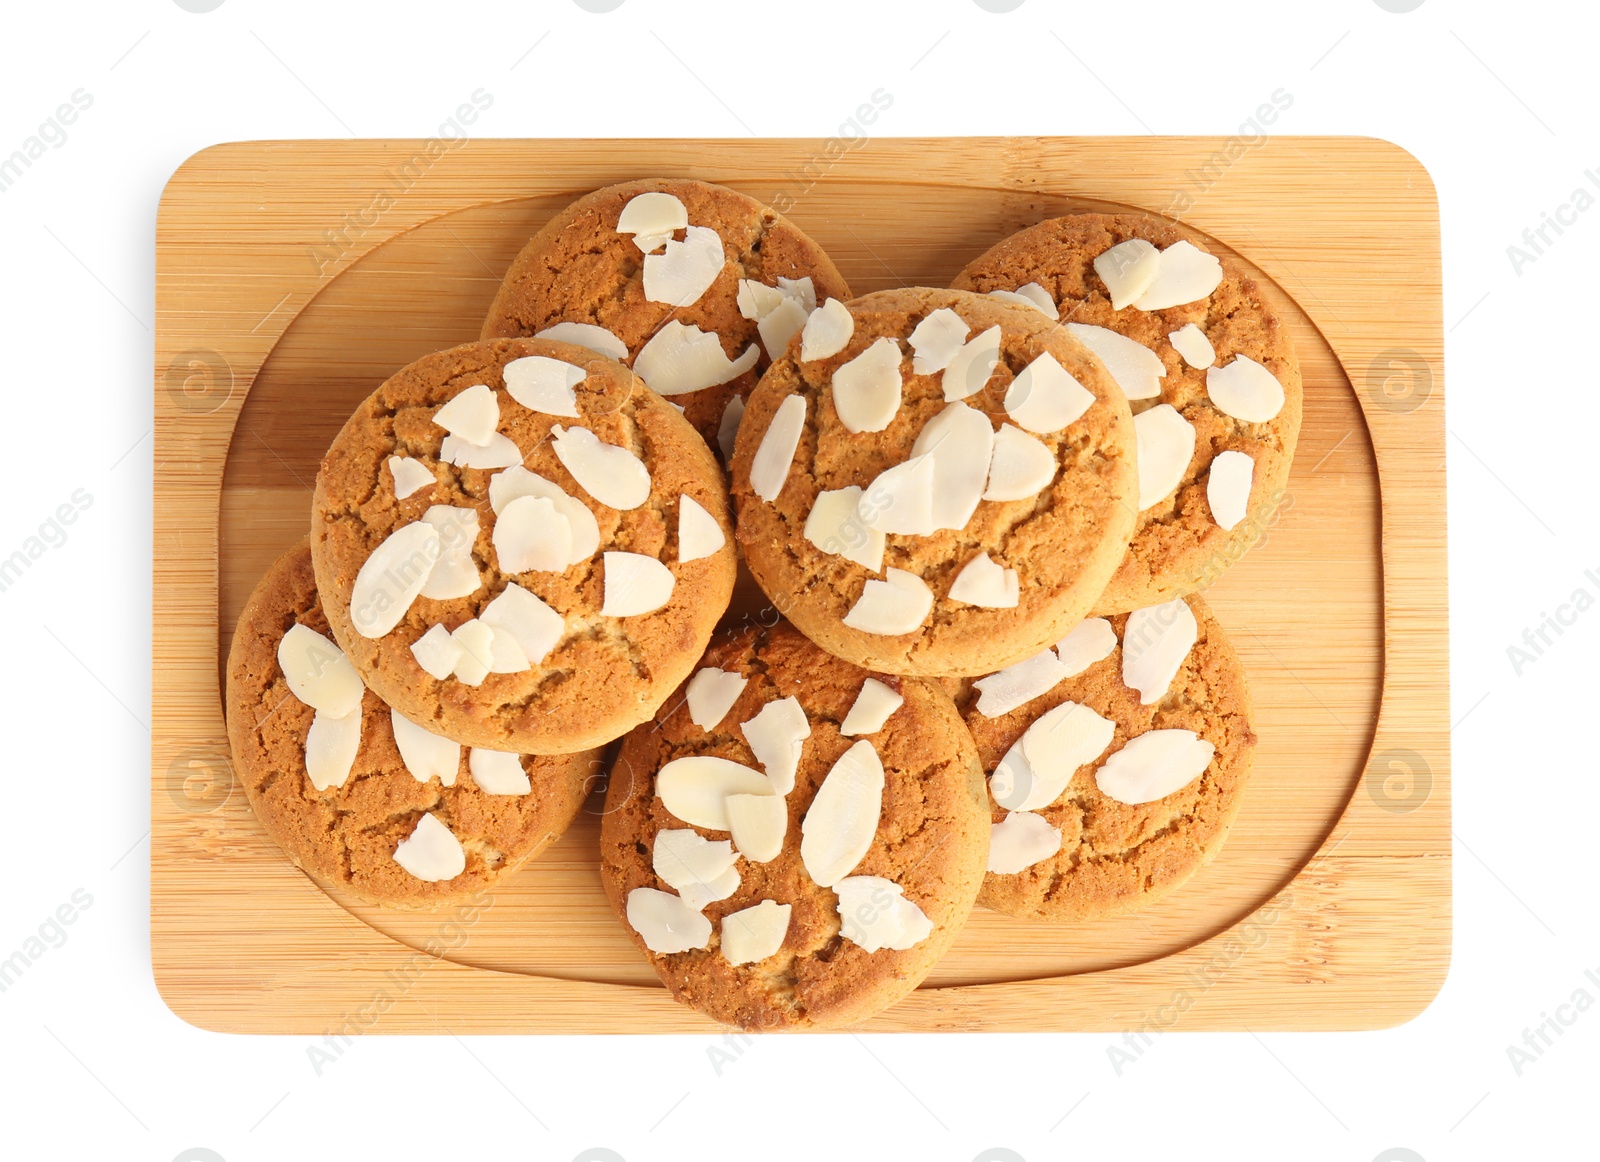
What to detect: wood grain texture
<box><xmin>153</xmin><ymin>137</ymin><xmax>1449</xmax><ymax>1033</ymax></box>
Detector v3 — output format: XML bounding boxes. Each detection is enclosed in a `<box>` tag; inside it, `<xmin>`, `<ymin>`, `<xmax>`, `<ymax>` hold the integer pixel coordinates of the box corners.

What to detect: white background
<box><xmin>1</xmin><ymin>0</ymin><xmax>1594</xmax><ymax>1159</ymax></box>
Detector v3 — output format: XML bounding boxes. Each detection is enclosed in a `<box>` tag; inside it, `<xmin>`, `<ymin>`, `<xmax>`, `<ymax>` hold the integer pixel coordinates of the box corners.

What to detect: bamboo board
<box><xmin>153</xmin><ymin>138</ymin><xmax>1448</xmax><ymax>1033</ymax></box>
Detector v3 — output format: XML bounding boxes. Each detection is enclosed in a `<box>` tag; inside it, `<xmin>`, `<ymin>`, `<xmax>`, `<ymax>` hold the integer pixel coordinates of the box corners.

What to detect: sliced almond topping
<box><xmin>685</xmin><ymin>667</ymin><xmax>748</xmax><ymax>731</ymax></box>
<box><xmin>987</xmin><ymin>283</ymin><xmax>1056</xmax><ymax>317</ymax></box>
<box><xmin>1134</xmin><ymin>240</ymin><xmax>1224</xmax><ymax>311</ymax></box>
<box><xmin>840</xmin><ymin>678</ymin><xmax>902</xmax><ymax>737</ymax></box>
<box><xmin>469</xmin><ymin>748</ymin><xmax>531</xmax><ymax>795</ymax></box>
<box><xmin>1096</xmin><ymin>729</ymin><xmax>1216</xmax><ymax>805</ymax></box>
<box><xmin>533</xmin><ymin>322</ymin><xmax>629</xmax><ymax>363</ymax></box>
<box><xmin>720</xmin><ymin>900</ymin><xmax>791</xmax><ymax>965</ymax></box>
<box><xmin>550</xmin><ymin>425</ymin><xmax>650</xmax><ymax>510</ymax></box>
<box><xmin>831</xmin><ymin>336</ymin><xmax>903</xmax><ymax>433</ymax></box>
<box><xmin>777</xmin><ymin>276</ymin><xmax>817</xmax><ymax>312</ymax></box>
<box><xmin>1094</xmin><ymin>238</ymin><xmax>1161</xmax><ymax>309</ymax></box>
<box><xmin>503</xmin><ymin>355</ymin><xmax>585</xmax><ymax>419</ymax></box>
<box><xmin>1207</xmin><ymin>449</ymin><xmax>1255</xmax><ymax>531</ymax></box>
<box><xmin>1004</xmin><ymin>352</ymin><xmax>1095</xmax><ymax>434</ymax></box>
<box><xmin>633</xmin><ymin>320</ymin><xmax>759</xmax><ymax>396</ymax></box>
<box><xmin>736</xmin><ymin>279</ymin><xmax>786</xmax><ymax>321</ymax></box>
<box><xmin>911</xmin><ymin>401</ymin><xmax>994</xmax><ymax>531</ymax></box>
<box><xmin>1168</xmin><ymin>322</ymin><xmax>1215</xmax><ymax>369</ymax></box>
<box><xmin>1017</xmin><ymin>700</ymin><xmax>1116</xmax><ymax>808</ymax></box>
<box><xmin>441</xmin><ymin>432</ymin><xmax>522</xmax><ymax>470</ymax></box>
<box><xmin>740</xmin><ymin>696</ymin><xmax>810</xmax><ymax>794</ymax></box>
<box><xmin>726</xmin><ymin>795</ymin><xmax>787</xmax><ymax>864</ymax></box>
<box><xmin>486</xmin><ymin>624</ymin><xmax>530</xmax><ymax>674</ymax></box>
<box><xmin>410</xmin><ymin>623</ymin><xmax>463</xmax><ymax>680</ymax></box>
<box><xmin>1206</xmin><ymin>355</ymin><xmax>1285</xmax><ymax>423</ymax></box>
<box><xmin>305</xmin><ymin>709</ymin><xmax>361</xmax><ymax>791</ymax></box>
<box><xmin>392</xmin><ymin>812</ymin><xmax>466</xmax><ymax>881</ymax></box>
<box><xmin>643</xmin><ymin>225</ymin><xmax>725</xmax><ymax>307</ymax></box>
<box><xmin>626</xmin><ymin>886</ymin><xmax>712</xmax><ymax>954</ymax></box>
<box><xmin>432</xmin><ymin>383</ymin><xmax>499</xmax><ymax>446</ymax></box>
<box><xmin>449</xmin><ymin>619</ymin><xmax>496</xmax><ymax>686</ymax></box>
<box><xmin>493</xmin><ymin>495</ymin><xmax>573</xmax><ymax>574</ymax></box>
<box><xmin>487</xmin><ymin>466</ymin><xmax>598</xmax><ymax>564</ymax></box>
<box><xmin>418</xmin><ymin>505</ymin><xmax>482</xmax><ymax>600</ymax></box>
<box><xmin>973</xmin><ymin>647</ymin><xmax>1070</xmax><ymax>718</ymax></box>
<box><xmin>677</xmin><ymin>494</ymin><xmax>725</xmax><ymax>563</ymax></box>
<box><xmin>388</xmin><ymin>455</ymin><xmax>435</xmax><ymax>501</ymax></box>
<box><xmin>716</xmin><ymin>395</ymin><xmax>745</xmax><ymax>461</ymax></box>
<box><xmin>942</xmin><ymin>325</ymin><xmax>1003</xmax><ymax>401</ymax></box>
<box><xmin>1122</xmin><ymin>597</ymin><xmax>1198</xmax><ymax>704</ymax></box>
<box><xmin>841</xmin><ymin>568</ymin><xmax>933</xmax><ymax>637</ymax></box>
<box><xmin>757</xmin><ymin>295</ymin><xmax>809</xmax><ymax>360</ymax></box>
<box><xmin>948</xmin><ymin>551</ymin><xmax>1019</xmax><ymax>609</ymax></box>
<box><xmin>749</xmin><ymin>394</ymin><xmax>805</xmax><ymax>502</ymax></box>
<box><xmin>479</xmin><ymin>583</ymin><xmax>564</xmax><ymax>666</ymax></box>
<box><xmin>800</xmin><ymin>740</ymin><xmax>883</xmax><ymax>888</ymax></box>
<box><xmin>656</xmin><ymin>755</ymin><xmax>773</xmax><ymax>830</ymax></box>
<box><xmin>1054</xmin><ymin>617</ymin><xmax>1117</xmax><ymax>676</ymax></box>
<box><xmin>616</xmin><ymin>190</ymin><xmax>687</xmax><ymax>254</ymax></box>
<box><xmin>988</xmin><ymin>812</ymin><xmax>1063</xmax><ymax>875</ymax></box>
<box><xmin>800</xmin><ymin>298</ymin><xmax>854</xmax><ymax>361</ymax></box>
<box><xmin>834</xmin><ymin>876</ymin><xmax>933</xmax><ymax>952</ymax></box>
<box><xmin>983</xmin><ymin>423</ymin><xmax>1057</xmax><ymax>502</ymax></box>
<box><xmin>653</xmin><ymin>829</ymin><xmax>740</xmax><ymax>910</ymax></box>
<box><xmin>1064</xmin><ymin>322</ymin><xmax>1165</xmax><ymax>401</ymax></box>
<box><xmin>278</xmin><ymin>624</ymin><xmax>364</xmax><ymax>717</ymax></box>
<box><xmin>988</xmin><ymin>738</ymin><xmax>1034</xmax><ymax>808</ymax></box>
<box><xmin>908</xmin><ymin>307</ymin><xmax>971</xmax><ymax>374</ymax></box>
<box><xmin>804</xmin><ymin>485</ymin><xmax>885</xmax><ymax>571</ymax></box>
<box><xmin>350</xmin><ymin>521</ymin><xmax>442</xmax><ymax>638</ymax></box>
<box><xmin>390</xmin><ymin>709</ymin><xmax>460</xmax><ymax>786</ymax></box>
<box><xmin>601</xmin><ymin>551</ymin><xmax>675</xmax><ymax>617</ymax></box>
<box><xmin>858</xmin><ymin>454</ymin><xmax>934</xmax><ymax>536</ymax></box>
<box><xmin>1133</xmin><ymin>404</ymin><xmax>1195</xmax><ymax>509</ymax></box>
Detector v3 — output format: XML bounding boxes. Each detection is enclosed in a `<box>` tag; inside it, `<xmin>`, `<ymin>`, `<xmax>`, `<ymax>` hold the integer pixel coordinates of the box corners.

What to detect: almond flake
<box><xmin>391</xmin><ymin>710</ymin><xmax>460</xmax><ymax>786</ymax></box>
<box><xmin>908</xmin><ymin>307</ymin><xmax>971</xmax><ymax>374</ymax></box>
<box><xmin>1064</xmin><ymin>322</ymin><xmax>1165</xmax><ymax>402</ymax></box>
<box><xmin>987</xmin><ymin>283</ymin><xmax>1056</xmax><ymax>317</ymax></box>
<box><xmin>777</xmin><ymin>276</ymin><xmax>817</xmax><ymax>312</ymax></box>
<box><xmin>653</xmin><ymin>829</ymin><xmax>740</xmax><ymax>910</ymax></box>
<box><xmin>973</xmin><ymin>647</ymin><xmax>1070</xmax><ymax>718</ymax></box>
<box><xmin>626</xmin><ymin>887</ymin><xmax>712</xmax><ymax>954</ymax></box>
<box><xmin>503</xmin><ymin>355</ymin><xmax>585</xmax><ymax>419</ymax></box>
<box><xmin>832</xmin><ymin>337</ymin><xmax>903</xmax><ymax>433</ymax></box>
<box><xmin>677</xmin><ymin>494</ymin><xmax>725</xmax><ymax>563</ymax></box>
<box><xmin>858</xmin><ymin>455</ymin><xmax>934</xmax><ymax>536</ymax></box>
<box><xmin>983</xmin><ymin>423</ymin><xmax>1057</xmax><ymax>502</ymax></box>
<box><xmin>1134</xmin><ymin>404</ymin><xmax>1195</xmax><ymax>509</ymax></box>
<box><xmin>1054</xmin><ymin>617</ymin><xmax>1117</xmax><ymax>676</ymax></box>
<box><xmin>305</xmin><ymin>709</ymin><xmax>361</xmax><ymax>791</ymax></box>
<box><xmin>800</xmin><ymin>298</ymin><xmax>854</xmax><ymax>361</ymax></box>
<box><xmin>720</xmin><ymin>900</ymin><xmax>791</xmax><ymax>965</ymax></box>
<box><xmin>1206</xmin><ymin>355</ymin><xmax>1285</xmax><ymax>423</ymax></box>
<box><xmin>749</xmin><ymin>394</ymin><xmax>805</xmax><ymax>502</ymax></box>
<box><xmin>725</xmin><ymin>794</ymin><xmax>787</xmax><ymax>864</ymax></box>
<box><xmin>487</xmin><ymin>467</ymin><xmax>598</xmax><ymax>564</ymax></box>
<box><xmin>493</xmin><ymin>495</ymin><xmax>572</xmax><ymax>574</ymax></box>
<box><xmin>685</xmin><ymin>667</ymin><xmax>748</xmax><ymax>731</ymax></box>
<box><xmin>1004</xmin><ymin>352</ymin><xmax>1095</xmax><ymax>434</ymax></box>
<box><xmin>1016</xmin><ymin>700</ymin><xmax>1116</xmax><ymax>808</ymax></box>
<box><xmin>278</xmin><ymin>624</ymin><xmax>363</xmax><ymax>717</ymax></box>
<box><xmin>804</xmin><ymin>486</ymin><xmax>885</xmax><ymax>571</ymax></box>
<box><xmin>432</xmin><ymin>383</ymin><xmax>499</xmax><ymax>446</ymax></box>
<box><xmin>835</xmin><ymin>876</ymin><xmax>933</xmax><ymax>952</ymax></box>
<box><xmin>911</xmin><ymin>401</ymin><xmax>994</xmax><ymax>531</ymax></box>
<box><xmin>1207</xmin><ymin>449</ymin><xmax>1254</xmax><ymax>531</ymax></box>
<box><xmin>441</xmin><ymin>432</ymin><xmax>522</xmax><ymax>470</ymax></box>
<box><xmin>550</xmin><ymin>425</ymin><xmax>650</xmax><ymax>510</ymax></box>
<box><xmin>1122</xmin><ymin>598</ymin><xmax>1198</xmax><ymax>704</ymax></box>
<box><xmin>800</xmin><ymin>740</ymin><xmax>883</xmax><ymax>888</ymax></box>
<box><xmin>388</xmin><ymin>455</ymin><xmax>435</xmax><ymax>500</ymax></box>
<box><xmin>1094</xmin><ymin>238</ymin><xmax>1161</xmax><ymax>309</ymax></box>
<box><xmin>534</xmin><ymin>322</ymin><xmax>629</xmax><ymax>362</ymax></box>
<box><xmin>633</xmin><ymin>320</ymin><xmax>759</xmax><ymax>396</ymax></box>
<box><xmin>948</xmin><ymin>551</ymin><xmax>1019</xmax><ymax>609</ymax></box>
<box><xmin>656</xmin><ymin>756</ymin><xmax>773</xmax><ymax>830</ymax></box>
<box><xmin>840</xmin><ymin>678</ymin><xmax>902</xmax><ymax>737</ymax></box>
<box><xmin>449</xmin><ymin>619</ymin><xmax>495</xmax><ymax>686</ymax></box>
<box><xmin>643</xmin><ymin>225</ymin><xmax>725</xmax><ymax>307</ymax></box>
<box><xmin>740</xmin><ymin>696</ymin><xmax>810</xmax><ymax>794</ymax></box>
<box><xmin>1095</xmin><ymin>729</ymin><xmax>1216</xmax><ymax>804</ymax></box>
<box><xmin>842</xmin><ymin>568</ymin><xmax>933</xmax><ymax>637</ymax></box>
<box><xmin>479</xmin><ymin>583</ymin><xmax>564</xmax><ymax>666</ymax></box>
<box><xmin>757</xmin><ymin>295</ymin><xmax>809</xmax><ymax>360</ymax></box>
<box><xmin>1134</xmin><ymin>241</ymin><xmax>1223</xmax><ymax>311</ymax></box>
<box><xmin>469</xmin><ymin>748</ymin><xmax>531</xmax><ymax>795</ymax></box>
<box><xmin>736</xmin><ymin>279</ymin><xmax>787</xmax><ymax>321</ymax></box>
<box><xmin>601</xmin><ymin>551</ymin><xmax>675</xmax><ymax>617</ymax></box>
<box><xmin>419</xmin><ymin>505</ymin><xmax>482</xmax><ymax>600</ymax></box>
<box><xmin>988</xmin><ymin>812</ymin><xmax>1062</xmax><ymax>874</ymax></box>
<box><xmin>616</xmin><ymin>190</ymin><xmax>687</xmax><ymax>254</ymax></box>
<box><xmin>942</xmin><ymin>325</ymin><xmax>1002</xmax><ymax>401</ymax></box>
<box><xmin>410</xmin><ymin>623</ymin><xmax>462</xmax><ymax>679</ymax></box>
<box><xmin>716</xmin><ymin>395</ymin><xmax>745</xmax><ymax>461</ymax></box>
<box><xmin>1168</xmin><ymin>323</ymin><xmax>1215</xmax><ymax>369</ymax></box>
<box><xmin>392</xmin><ymin>812</ymin><xmax>466</xmax><ymax>881</ymax></box>
<box><xmin>350</xmin><ymin>521</ymin><xmax>442</xmax><ymax>638</ymax></box>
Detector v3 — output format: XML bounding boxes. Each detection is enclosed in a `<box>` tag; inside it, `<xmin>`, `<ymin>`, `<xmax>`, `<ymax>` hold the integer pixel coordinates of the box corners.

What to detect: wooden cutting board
<box><xmin>152</xmin><ymin>137</ymin><xmax>1448</xmax><ymax>1033</ymax></box>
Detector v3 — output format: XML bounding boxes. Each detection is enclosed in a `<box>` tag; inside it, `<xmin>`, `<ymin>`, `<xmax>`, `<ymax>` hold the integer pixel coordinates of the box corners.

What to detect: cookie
<box><xmin>952</xmin><ymin>213</ymin><xmax>1301</xmax><ymax>613</ymax></box>
<box><xmin>225</xmin><ymin>541</ymin><xmax>597</xmax><ymax>909</ymax></box>
<box><xmin>482</xmin><ymin>178</ymin><xmax>852</xmax><ymax>453</ymax></box>
<box><xmin>599</xmin><ymin>621</ymin><xmax>988</xmax><ymax>1030</ymax></box>
<box><xmin>731</xmin><ymin>287</ymin><xmax>1138</xmax><ymax>678</ymax></box>
<box><xmin>960</xmin><ymin>595</ymin><xmax>1256</xmax><ymax>922</ymax></box>
<box><xmin>309</xmin><ymin>337</ymin><xmax>737</xmax><ymax>754</ymax></box>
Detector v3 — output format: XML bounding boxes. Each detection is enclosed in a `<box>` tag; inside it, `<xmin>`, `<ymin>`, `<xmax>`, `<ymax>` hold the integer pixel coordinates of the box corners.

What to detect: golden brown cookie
<box><xmin>599</xmin><ymin>621</ymin><xmax>988</xmax><ymax>1030</ymax></box>
<box><xmin>226</xmin><ymin>541</ymin><xmax>597</xmax><ymax>910</ymax></box>
<box><xmin>952</xmin><ymin>213</ymin><xmax>1302</xmax><ymax>613</ymax></box>
<box><xmin>482</xmin><ymin>178</ymin><xmax>851</xmax><ymax>452</ymax></box>
<box><xmin>309</xmin><ymin>337</ymin><xmax>736</xmax><ymax>754</ymax></box>
<box><xmin>731</xmin><ymin>287</ymin><xmax>1137</xmax><ymax>678</ymax></box>
<box><xmin>960</xmin><ymin>595</ymin><xmax>1256</xmax><ymax>922</ymax></box>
